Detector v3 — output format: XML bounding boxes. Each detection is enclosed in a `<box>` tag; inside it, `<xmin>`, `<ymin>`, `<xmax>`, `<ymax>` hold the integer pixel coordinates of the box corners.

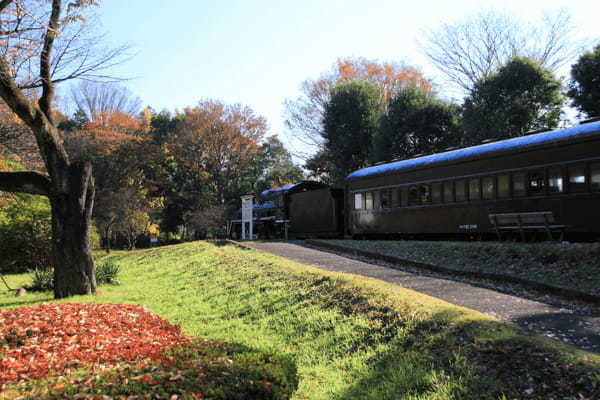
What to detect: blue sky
<box><xmin>86</xmin><ymin>0</ymin><xmax>599</xmax><ymax>157</ymax></box>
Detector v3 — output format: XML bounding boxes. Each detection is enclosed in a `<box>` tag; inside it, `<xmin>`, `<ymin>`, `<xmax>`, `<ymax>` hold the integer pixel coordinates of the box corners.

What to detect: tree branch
<box><xmin>0</xmin><ymin>171</ymin><xmax>51</xmax><ymax>196</ymax></box>
<box><xmin>38</xmin><ymin>0</ymin><xmax>61</xmax><ymax>121</ymax></box>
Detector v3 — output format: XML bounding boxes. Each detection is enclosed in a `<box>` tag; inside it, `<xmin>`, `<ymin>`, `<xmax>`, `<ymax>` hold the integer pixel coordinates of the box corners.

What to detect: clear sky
<box><xmin>88</xmin><ymin>0</ymin><xmax>599</xmax><ymax>157</ymax></box>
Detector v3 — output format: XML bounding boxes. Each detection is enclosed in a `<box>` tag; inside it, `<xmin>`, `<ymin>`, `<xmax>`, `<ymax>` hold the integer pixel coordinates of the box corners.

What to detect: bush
<box><xmin>30</xmin><ymin>268</ymin><xmax>53</xmax><ymax>291</ymax></box>
<box><xmin>96</xmin><ymin>260</ymin><xmax>121</xmax><ymax>284</ymax></box>
<box><xmin>28</xmin><ymin>261</ymin><xmax>121</xmax><ymax>291</ymax></box>
<box><xmin>0</xmin><ymin>194</ymin><xmax>53</xmax><ymax>274</ymax></box>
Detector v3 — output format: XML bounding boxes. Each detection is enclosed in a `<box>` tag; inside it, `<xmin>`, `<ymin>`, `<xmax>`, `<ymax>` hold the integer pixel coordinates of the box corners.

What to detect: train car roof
<box><xmin>259</xmin><ymin>181</ymin><xmax>329</xmax><ymax>200</ymax></box>
<box><xmin>346</xmin><ymin>121</ymin><xmax>600</xmax><ymax>181</ymax></box>
<box><xmin>253</xmin><ymin>200</ymin><xmax>276</xmax><ymax>210</ymax></box>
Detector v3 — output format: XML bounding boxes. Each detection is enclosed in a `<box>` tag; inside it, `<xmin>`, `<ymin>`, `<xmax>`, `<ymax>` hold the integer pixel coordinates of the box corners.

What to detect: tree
<box><xmin>462</xmin><ymin>57</ymin><xmax>564</xmax><ymax>144</ymax></box>
<box><xmin>63</xmin><ymin>111</ymin><xmax>156</xmax><ymax>252</ymax></box>
<box><xmin>70</xmin><ymin>81</ymin><xmax>142</xmax><ymax>124</ymax></box>
<box><xmin>304</xmin><ymin>149</ymin><xmax>332</xmax><ymax>184</ymax></box>
<box><xmin>0</xmin><ymin>100</ymin><xmax>44</xmax><ymax>171</ymax></box>
<box><xmin>568</xmin><ymin>44</ymin><xmax>600</xmax><ymax>118</ymax></box>
<box><xmin>373</xmin><ymin>87</ymin><xmax>462</xmax><ymax>163</ymax></box>
<box><xmin>284</xmin><ymin>57</ymin><xmax>432</xmax><ymax>156</ymax></box>
<box><xmin>323</xmin><ymin>81</ymin><xmax>381</xmax><ymax>185</ymax></box>
<box><xmin>253</xmin><ymin>136</ymin><xmax>304</xmax><ymax>194</ymax></box>
<box><xmin>0</xmin><ymin>0</ymin><xmax>130</xmax><ymax>298</ymax></box>
<box><xmin>174</xmin><ymin>101</ymin><xmax>267</xmax><ymax>205</ymax></box>
<box><xmin>421</xmin><ymin>9</ymin><xmax>582</xmax><ymax>92</ymax></box>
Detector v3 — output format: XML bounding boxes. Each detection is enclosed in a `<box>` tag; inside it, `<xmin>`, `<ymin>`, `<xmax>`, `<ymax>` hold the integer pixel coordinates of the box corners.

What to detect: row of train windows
<box><xmin>353</xmin><ymin>162</ymin><xmax>600</xmax><ymax>210</ymax></box>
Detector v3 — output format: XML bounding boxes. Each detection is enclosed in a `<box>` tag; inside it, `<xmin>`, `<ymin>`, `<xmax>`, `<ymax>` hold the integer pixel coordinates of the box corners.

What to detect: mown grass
<box><xmin>1</xmin><ymin>241</ymin><xmax>600</xmax><ymax>399</ymax></box>
<box><xmin>318</xmin><ymin>239</ymin><xmax>600</xmax><ymax>296</ymax></box>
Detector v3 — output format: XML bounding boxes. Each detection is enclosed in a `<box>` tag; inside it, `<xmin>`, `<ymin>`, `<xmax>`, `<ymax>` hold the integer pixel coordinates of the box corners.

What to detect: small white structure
<box><xmin>241</xmin><ymin>194</ymin><xmax>254</xmax><ymax>240</ymax></box>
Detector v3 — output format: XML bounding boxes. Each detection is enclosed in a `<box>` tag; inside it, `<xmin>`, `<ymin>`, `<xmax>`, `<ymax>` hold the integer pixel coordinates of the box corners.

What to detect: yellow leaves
<box><xmin>147</xmin><ymin>222</ymin><xmax>160</xmax><ymax>238</ymax></box>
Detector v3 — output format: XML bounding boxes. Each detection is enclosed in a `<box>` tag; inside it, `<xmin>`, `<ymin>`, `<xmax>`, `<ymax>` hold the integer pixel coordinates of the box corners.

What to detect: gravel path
<box><xmin>244</xmin><ymin>241</ymin><xmax>600</xmax><ymax>354</ymax></box>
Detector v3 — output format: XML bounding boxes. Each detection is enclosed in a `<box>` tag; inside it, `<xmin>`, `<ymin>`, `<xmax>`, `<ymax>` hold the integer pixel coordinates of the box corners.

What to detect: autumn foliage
<box><xmin>0</xmin><ymin>303</ymin><xmax>190</xmax><ymax>384</ymax></box>
<box><xmin>0</xmin><ymin>303</ymin><xmax>297</xmax><ymax>399</ymax></box>
<box><xmin>284</xmin><ymin>57</ymin><xmax>433</xmax><ymax>155</ymax></box>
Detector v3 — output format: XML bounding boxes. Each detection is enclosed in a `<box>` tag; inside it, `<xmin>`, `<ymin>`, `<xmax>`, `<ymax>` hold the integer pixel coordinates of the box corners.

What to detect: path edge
<box><xmin>303</xmin><ymin>239</ymin><xmax>600</xmax><ymax>306</ymax></box>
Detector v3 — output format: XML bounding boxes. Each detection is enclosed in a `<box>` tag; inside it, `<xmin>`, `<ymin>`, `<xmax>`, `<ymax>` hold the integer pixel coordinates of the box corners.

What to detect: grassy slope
<box><xmin>1</xmin><ymin>241</ymin><xmax>600</xmax><ymax>399</ymax></box>
<box><xmin>318</xmin><ymin>240</ymin><xmax>600</xmax><ymax>296</ymax></box>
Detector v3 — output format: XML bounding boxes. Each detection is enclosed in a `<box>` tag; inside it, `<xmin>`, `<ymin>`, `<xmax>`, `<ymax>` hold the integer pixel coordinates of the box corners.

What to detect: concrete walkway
<box><xmin>245</xmin><ymin>241</ymin><xmax>600</xmax><ymax>354</ymax></box>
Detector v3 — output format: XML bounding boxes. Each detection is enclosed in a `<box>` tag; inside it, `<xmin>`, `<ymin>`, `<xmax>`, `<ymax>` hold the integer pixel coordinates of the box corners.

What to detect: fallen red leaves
<box><xmin>0</xmin><ymin>303</ymin><xmax>191</xmax><ymax>385</ymax></box>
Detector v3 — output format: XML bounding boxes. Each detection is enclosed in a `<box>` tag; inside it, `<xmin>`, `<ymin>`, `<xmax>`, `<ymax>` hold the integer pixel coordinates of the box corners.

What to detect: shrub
<box><xmin>0</xmin><ymin>194</ymin><xmax>53</xmax><ymax>274</ymax></box>
<box><xmin>30</xmin><ymin>268</ymin><xmax>54</xmax><ymax>291</ymax></box>
<box><xmin>28</xmin><ymin>261</ymin><xmax>121</xmax><ymax>291</ymax></box>
<box><xmin>96</xmin><ymin>260</ymin><xmax>121</xmax><ymax>284</ymax></box>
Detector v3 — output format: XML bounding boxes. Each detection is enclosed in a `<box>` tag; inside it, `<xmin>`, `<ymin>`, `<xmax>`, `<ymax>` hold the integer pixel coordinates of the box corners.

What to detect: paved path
<box><xmin>245</xmin><ymin>241</ymin><xmax>600</xmax><ymax>353</ymax></box>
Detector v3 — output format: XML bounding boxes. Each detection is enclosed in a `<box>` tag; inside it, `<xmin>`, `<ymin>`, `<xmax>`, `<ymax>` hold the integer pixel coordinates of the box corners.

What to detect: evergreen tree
<box><xmin>568</xmin><ymin>44</ymin><xmax>600</xmax><ymax>118</ymax></box>
<box><xmin>463</xmin><ymin>57</ymin><xmax>564</xmax><ymax>144</ymax></box>
<box><xmin>322</xmin><ymin>81</ymin><xmax>381</xmax><ymax>185</ymax></box>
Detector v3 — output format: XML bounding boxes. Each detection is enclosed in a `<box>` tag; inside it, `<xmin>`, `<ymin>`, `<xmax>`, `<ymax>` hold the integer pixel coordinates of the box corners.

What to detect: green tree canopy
<box><xmin>463</xmin><ymin>57</ymin><xmax>564</xmax><ymax>144</ymax></box>
<box><xmin>373</xmin><ymin>87</ymin><xmax>462</xmax><ymax>162</ymax></box>
<box><xmin>322</xmin><ymin>81</ymin><xmax>381</xmax><ymax>185</ymax></box>
<box><xmin>568</xmin><ymin>44</ymin><xmax>600</xmax><ymax>118</ymax></box>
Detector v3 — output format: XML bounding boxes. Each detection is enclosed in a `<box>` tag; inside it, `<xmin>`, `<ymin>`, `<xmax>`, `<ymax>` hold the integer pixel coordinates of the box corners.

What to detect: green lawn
<box><xmin>1</xmin><ymin>241</ymin><xmax>600</xmax><ymax>399</ymax></box>
<box><xmin>315</xmin><ymin>239</ymin><xmax>600</xmax><ymax>297</ymax></box>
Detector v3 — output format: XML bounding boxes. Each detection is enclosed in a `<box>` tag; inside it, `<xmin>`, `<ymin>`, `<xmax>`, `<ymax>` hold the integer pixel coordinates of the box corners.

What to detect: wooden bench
<box><xmin>488</xmin><ymin>211</ymin><xmax>566</xmax><ymax>241</ymax></box>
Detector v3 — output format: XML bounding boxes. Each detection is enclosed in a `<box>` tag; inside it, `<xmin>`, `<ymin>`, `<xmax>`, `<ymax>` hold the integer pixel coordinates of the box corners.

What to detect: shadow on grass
<box><xmin>511</xmin><ymin>311</ymin><xmax>600</xmax><ymax>354</ymax></box>
<box><xmin>0</xmin><ymin>297</ymin><xmax>53</xmax><ymax>308</ymax></box>
<box><xmin>338</xmin><ymin>311</ymin><xmax>600</xmax><ymax>400</ymax></box>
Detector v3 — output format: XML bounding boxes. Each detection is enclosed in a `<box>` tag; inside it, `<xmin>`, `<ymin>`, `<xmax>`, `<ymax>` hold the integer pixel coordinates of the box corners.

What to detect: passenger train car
<box><xmin>345</xmin><ymin>119</ymin><xmax>600</xmax><ymax>240</ymax></box>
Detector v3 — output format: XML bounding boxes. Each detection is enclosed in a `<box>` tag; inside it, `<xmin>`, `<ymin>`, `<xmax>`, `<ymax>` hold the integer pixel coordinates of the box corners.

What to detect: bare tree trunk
<box><xmin>51</xmin><ymin>161</ymin><xmax>96</xmax><ymax>298</ymax></box>
<box><xmin>104</xmin><ymin>226</ymin><xmax>112</xmax><ymax>253</ymax></box>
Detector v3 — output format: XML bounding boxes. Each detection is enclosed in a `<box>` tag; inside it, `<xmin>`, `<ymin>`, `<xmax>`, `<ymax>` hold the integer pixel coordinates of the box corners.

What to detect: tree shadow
<box><xmin>511</xmin><ymin>311</ymin><xmax>600</xmax><ymax>353</ymax></box>
<box><xmin>337</xmin><ymin>311</ymin><xmax>600</xmax><ymax>400</ymax></box>
<box><xmin>0</xmin><ymin>297</ymin><xmax>53</xmax><ymax>308</ymax></box>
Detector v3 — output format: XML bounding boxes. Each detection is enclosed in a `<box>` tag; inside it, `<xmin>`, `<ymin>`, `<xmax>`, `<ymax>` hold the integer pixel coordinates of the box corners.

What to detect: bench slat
<box><xmin>497</xmin><ymin>225</ymin><xmax>565</xmax><ymax>230</ymax></box>
<box><xmin>488</xmin><ymin>211</ymin><xmax>565</xmax><ymax>241</ymax></box>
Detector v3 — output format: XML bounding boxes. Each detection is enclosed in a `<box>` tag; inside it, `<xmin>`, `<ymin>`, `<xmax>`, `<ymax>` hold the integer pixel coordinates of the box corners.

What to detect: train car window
<box><xmin>354</xmin><ymin>193</ymin><xmax>363</xmax><ymax>210</ymax></box>
<box><xmin>365</xmin><ymin>192</ymin><xmax>374</xmax><ymax>209</ymax></box>
<box><xmin>392</xmin><ymin>188</ymin><xmax>400</xmax><ymax>207</ymax></box>
<box><xmin>469</xmin><ymin>178</ymin><xmax>480</xmax><ymax>201</ymax></box>
<box><xmin>408</xmin><ymin>185</ymin><xmax>420</xmax><ymax>205</ymax></box>
<box><xmin>373</xmin><ymin>191</ymin><xmax>381</xmax><ymax>209</ymax></box>
<box><xmin>381</xmin><ymin>190</ymin><xmax>391</xmax><ymax>208</ymax></box>
<box><xmin>401</xmin><ymin>187</ymin><xmax>409</xmax><ymax>206</ymax></box>
<box><xmin>548</xmin><ymin>168</ymin><xmax>564</xmax><ymax>193</ymax></box>
<box><xmin>528</xmin><ymin>171</ymin><xmax>546</xmax><ymax>195</ymax></box>
<box><xmin>482</xmin><ymin>177</ymin><xmax>494</xmax><ymax>200</ymax></box>
<box><xmin>513</xmin><ymin>173</ymin><xmax>526</xmax><ymax>197</ymax></box>
<box><xmin>443</xmin><ymin>181</ymin><xmax>454</xmax><ymax>202</ymax></box>
<box><xmin>455</xmin><ymin>180</ymin><xmax>466</xmax><ymax>202</ymax></box>
<box><xmin>568</xmin><ymin>165</ymin><xmax>587</xmax><ymax>193</ymax></box>
<box><xmin>419</xmin><ymin>185</ymin><xmax>431</xmax><ymax>203</ymax></box>
<box><xmin>432</xmin><ymin>183</ymin><xmax>442</xmax><ymax>203</ymax></box>
<box><xmin>498</xmin><ymin>175</ymin><xmax>510</xmax><ymax>198</ymax></box>
<box><xmin>592</xmin><ymin>163</ymin><xmax>600</xmax><ymax>192</ymax></box>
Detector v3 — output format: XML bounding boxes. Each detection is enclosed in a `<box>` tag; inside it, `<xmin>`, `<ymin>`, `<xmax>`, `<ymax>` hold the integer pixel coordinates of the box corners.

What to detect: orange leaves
<box><xmin>89</xmin><ymin>111</ymin><xmax>143</xmax><ymax>134</ymax></box>
<box><xmin>0</xmin><ymin>303</ymin><xmax>296</xmax><ymax>399</ymax></box>
<box><xmin>334</xmin><ymin>57</ymin><xmax>433</xmax><ymax>105</ymax></box>
<box><xmin>0</xmin><ymin>303</ymin><xmax>191</xmax><ymax>385</ymax></box>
